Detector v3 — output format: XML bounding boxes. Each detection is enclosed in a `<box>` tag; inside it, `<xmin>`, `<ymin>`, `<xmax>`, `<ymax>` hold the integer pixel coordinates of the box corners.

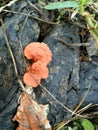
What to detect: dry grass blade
<box><xmin>0</xmin><ymin>19</ymin><xmax>26</xmax><ymax>91</ymax></box>
<box><xmin>53</xmin><ymin>86</ymin><xmax>94</xmax><ymax>130</ymax></box>
<box><xmin>89</xmin><ymin>4</ymin><xmax>98</xmax><ymax>14</ymax></box>
<box><xmin>56</xmin><ymin>103</ymin><xmax>98</xmax><ymax>130</ymax></box>
<box><xmin>76</xmin><ymin>103</ymin><xmax>92</xmax><ymax>115</ymax></box>
<box><xmin>40</xmin><ymin>84</ymin><xmax>87</xmax><ymax>118</ymax></box>
<box><xmin>0</xmin><ymin>0</ymin><xmax>18</xmax><ymax>12</ymax></box>
<box><xmin>55</xmin><ymin>103</ymin><xmax>92</xmax><ymax>130</ymax></box>
<box><xmin>27</xmin><ymin>0</ymin><xmax>41</xmax><ymax>14</ymax></box>
<box><xmin>55</xmin><ymin>119</ymin><xmax>71</xmax><ymax>130</ymax></box>
<box><xmin>73</xmin><ymin>86</ymin><xmax>90</xmax><ymax>114</ymax></box>
<box><xmin>0</xmin><ymin>19</ymin><xmax>18</xmax><ymax>76</ymax></box>
<box><xmin>91</xmin><ymin>60</ymin><xmax>98</xmax><ymax>66</ymax></box>
<box><xmin>3</xmin><ymin>9</ymin><xmax>57</xmax><ymax>25</ymax></box>
<box><xmin>83</xmin><ymin>111</ymin><xmax>98</xmax><ymax>118</ymax></box>
<box><xmin>55</xmin><ymin>38</ymin><xmax>90</xmax><ymax>47</ymax></box>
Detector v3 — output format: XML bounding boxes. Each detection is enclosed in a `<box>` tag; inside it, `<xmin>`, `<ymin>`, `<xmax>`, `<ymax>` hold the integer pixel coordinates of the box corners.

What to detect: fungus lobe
<box><xmin>23</xmin><ymin>42</ymin><xmax>52</xmax><ymax>87</ymax></box>
<box><xmin>24</xmin><ymin>42</ymin><xmax>52</xmax><ymax>64</ymax></box>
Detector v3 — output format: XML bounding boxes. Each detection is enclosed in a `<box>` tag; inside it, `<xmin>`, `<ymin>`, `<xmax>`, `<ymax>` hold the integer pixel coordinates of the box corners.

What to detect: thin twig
<box><xmin>55</xmin><ymin>38</ymin><xmax>90</xmax><ymax>47</ymax></box>
<box><xmin>56</xmin><ymin>103</ymin><xmax>93</xmax><ymax>130</ymax></box>
<box><xmin>0</xmin><ymin>0</ymin><xmax>18</xmax><ymax>12</ymax></box>
<box><xmin>76</xmin><ymin>103</ymin><xmax>92</xmax><ymax>114</ymax></box>
<box><xmin>18</xmin><ymin>40</ymin><xmax>27</xmax><ymax>70</ymax></box>
<box><xmin>0</xmin><ymin>19</ymin><xmax>26</xmax><ymax>91</ymax></box>
<box><xmin>56</xmin><ymin>119</ymin><xmax>71</xmax><ymax>130</ymax></box>
<box><xmin>18</xmin><ymin>79</ymin><xmax>26</xmax><ymax>91</ymax></box>
<box><xmin>91</xmin><ymin>60</ymin><xmax>98</xmax><ymax>66</ymax></box>
<box><xmin>0</xmin><ymin>19</ymin><xmax>18</xmax><ymax>76</ymax></box>
<box><xmin>83</xmin><ymin>111</ymin><xmax>98</xmax><ymax>118</ymax></box>
<box><xmin>56</xmin><ymin>103</ymin><xmax>98</xmax><ymax>129</ymax></box>
<box><xmin>73</xmin><ymin>86</ymin><xmax>90</xmax><ymax>114</ymax></box>
<box><xmin>40</xmin><ymin>83</ymin><xmax>87</xmax><ymax>118</ymax></box>
<box><xmin>3</xmin><ymin>9</ymin><xmax>57</xmax><ymax>25</ymax></box>
<box><xmin>27</xmin><ymin>0</ymin><xmax>41</xmax><ymax>14</ymax></box>
<box><xmin>89</xmin><ymin>5</ymin><xmax>98</xmax><ymax>14</ymax></box>
<box><xmin>19</xmin><ymin>9</ymin><xmax>45</xmax><ymax>41</ymax></box>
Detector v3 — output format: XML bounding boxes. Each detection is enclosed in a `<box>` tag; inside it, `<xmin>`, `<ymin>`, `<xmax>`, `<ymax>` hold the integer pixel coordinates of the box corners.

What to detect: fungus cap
<box><xmin>23</xmin><ymin>72</ymin><xmax>41</xmax><ymax>87</ymax></box>
<box><xmin>24</xmin><ymin>42</ymin><xmax>52</xmax><ymax>64</ymax></box>
<box><xmin>31</xmin><ymin>61</ymin><xmax>49</xmax><ymax>79</ymax></box>
<box><xmin>23</xmin><ymin>61</ymin><xmax>49</xmax><ymax>87</ymax></box>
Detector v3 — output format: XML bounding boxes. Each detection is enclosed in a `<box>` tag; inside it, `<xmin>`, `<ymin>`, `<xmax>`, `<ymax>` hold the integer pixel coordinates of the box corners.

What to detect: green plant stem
<box><xmin>79</xmin><ymin>4</ymin><xmax>98</xmax><ymax>48</ymax></box>
<box><xmin>84</xmin><ymin>12</ymin><xmax>98</xmax><ymax>47</ymax></box>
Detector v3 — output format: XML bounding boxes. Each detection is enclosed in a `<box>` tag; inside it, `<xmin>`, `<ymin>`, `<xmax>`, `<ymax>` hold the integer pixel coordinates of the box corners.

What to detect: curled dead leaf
<box><xmin>13</xmin><ymin>92</ymin><xmax>51</xmax><ymax>130</ymax></box>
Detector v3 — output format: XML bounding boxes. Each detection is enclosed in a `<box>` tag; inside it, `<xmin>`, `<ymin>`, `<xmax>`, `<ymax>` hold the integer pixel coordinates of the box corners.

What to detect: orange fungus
<box><xmin>23</xmin><ymin>72</ymin><xmax>41</xmax><ymax>87</ymax></box>
<box><xmin>24</xmin><ymin>42</ymin><xmax>52</xmax><ymax>64</ymax></box>
<box><xmin>31</xmin><ymin>61</ymin><xmax>49</xmax><ymax>79</ymax></box>
<box><xmin>23</xmin><ymin>42</ymin><xmax>52</xmax><ymax>87</ymax></box>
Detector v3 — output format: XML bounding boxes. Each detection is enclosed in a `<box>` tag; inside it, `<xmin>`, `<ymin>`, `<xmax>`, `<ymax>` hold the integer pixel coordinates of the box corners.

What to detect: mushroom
<box><xmin>23</xmin><ymin>71</ymin><xmax>41</xmax><ymax>87</ymax></box>
<box><xmin>23</xmin><ymin>60</ymin><xmax>49</xmax><ymax>87</ymax></box>
<box><xmin>31</xmin><ymin>61</ymin><xmax>49</xmax><ymax>79</ymax></box>
<box><xmin>23</xmin><ymin>42</ymin><xmax>52</xmax><ymax>87</ymax></box>
<box><xmin>24</xmin><ymin>42</ymin><xmax>52</xmax><ymax>64</ymax></box>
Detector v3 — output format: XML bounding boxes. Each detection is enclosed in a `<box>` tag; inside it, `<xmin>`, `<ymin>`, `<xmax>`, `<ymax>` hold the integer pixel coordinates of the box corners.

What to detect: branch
<box><xmin>0</xmin><ymin>19</ymin><xmax>26</xmax><ymax>91</ymax></box>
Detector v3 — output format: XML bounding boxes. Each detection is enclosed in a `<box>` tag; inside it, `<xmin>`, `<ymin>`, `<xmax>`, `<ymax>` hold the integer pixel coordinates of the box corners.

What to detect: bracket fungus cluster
<box><xmin>23</xmin><ymin>42</ymin><xmax>52</xmax><ymax>87</ymax></box>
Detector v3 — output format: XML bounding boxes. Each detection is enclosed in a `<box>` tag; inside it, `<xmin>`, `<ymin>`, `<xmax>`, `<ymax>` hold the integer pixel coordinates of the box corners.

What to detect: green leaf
<box><xmin>68</xmin><ymin>126</ymin><xmax>73</xmax><ymax>130</ymax></box>
<box><xmin>45</xmin><ymin>1</ymin><xmax>79</xmax><ymax>10</ymax></box>
<box><xmin>81</xmin><ymin>119</ymin><xmax>94</xmax><ymax>130</ymax></box>
<box><xmin>72</xmin><ymin>126</ymin><xmax>78</xmax><ymax>130</ymax></box>
<box><xmin>79</xmin><ymin>0</ymin><xmax>92</xmax><ymax>6</ymax></box>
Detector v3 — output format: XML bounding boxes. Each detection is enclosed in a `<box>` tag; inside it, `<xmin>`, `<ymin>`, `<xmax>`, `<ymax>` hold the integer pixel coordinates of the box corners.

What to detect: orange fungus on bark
<box><xmin>24</xmin><ymin>42</ymin><xmax>52</xmax><ymax>63</ymax></box>
<box><xmin>23</xmin><ymin>42</ymin><xmax>52</xmax><ymax>87</ymax></box>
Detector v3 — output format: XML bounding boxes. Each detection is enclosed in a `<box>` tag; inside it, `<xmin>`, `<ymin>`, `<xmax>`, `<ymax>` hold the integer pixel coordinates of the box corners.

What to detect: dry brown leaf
<box><xmin>13</xmin><ymin>92</ymin><xmax>51</xmax><ymax>130</ymax></box>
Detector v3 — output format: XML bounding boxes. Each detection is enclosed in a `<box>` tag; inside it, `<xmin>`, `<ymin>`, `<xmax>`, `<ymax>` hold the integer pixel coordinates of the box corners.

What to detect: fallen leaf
<box><xmin>13</xmin><ymin>92</ymin><xmax>51</xmax><ymax>130</ymax></box>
